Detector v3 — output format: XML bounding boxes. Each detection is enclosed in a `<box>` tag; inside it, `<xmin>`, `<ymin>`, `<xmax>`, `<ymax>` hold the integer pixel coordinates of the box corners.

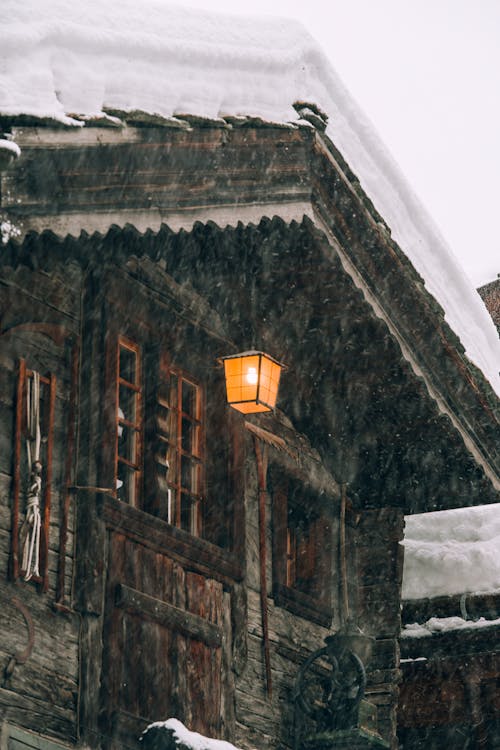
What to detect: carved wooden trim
<box><xmin>115</xmin><ymin>583</ymin><xmax>223</xmax><ymax>648</ymax></box>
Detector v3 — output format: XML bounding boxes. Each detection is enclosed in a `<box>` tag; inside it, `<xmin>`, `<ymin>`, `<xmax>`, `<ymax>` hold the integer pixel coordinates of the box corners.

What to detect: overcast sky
<box><xmin>169</xmin><ymin>0</ymin><xmax>499</xmax><ymax>288</ymax></box>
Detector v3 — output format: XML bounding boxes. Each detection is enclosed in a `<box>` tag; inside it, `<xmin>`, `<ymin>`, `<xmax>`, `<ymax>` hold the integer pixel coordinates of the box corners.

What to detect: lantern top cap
<box><xmin>219</xmin><ymin>350</ymin><xmax>285</xmax><ymax>368</ymax></box>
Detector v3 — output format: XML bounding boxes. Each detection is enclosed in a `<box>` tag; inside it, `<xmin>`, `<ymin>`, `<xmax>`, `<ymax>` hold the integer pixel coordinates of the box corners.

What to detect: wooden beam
<box><xmin>115</xmin><ymin>583</ymin><xmax>223</xmax><ymax>648</ymax></box>
<box><xmin>101</xmin><ymin>495</ymin><xmax>243</xmax><ymax>583</ymax></box>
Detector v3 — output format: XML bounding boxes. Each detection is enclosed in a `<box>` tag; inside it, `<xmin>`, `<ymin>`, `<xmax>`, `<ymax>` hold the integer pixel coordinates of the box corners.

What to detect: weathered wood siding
<box><xmin>101</xmin><ymin>530</ymin><xmax>225</xmax><ymax>741</ymax></box>
<box><xmin>399</xmin><ymin>626</ymin><xmax>500</xmax><ymax>748</ymax></box>
<box><xmin>0</xmin><ymin>243</ymin><xmax>408</xmax><ymax>750</ymax></box>
<box><xmin>0</xmin><ymin>262</ymin><xmax>82</xmax><ymax>741</ymax></box>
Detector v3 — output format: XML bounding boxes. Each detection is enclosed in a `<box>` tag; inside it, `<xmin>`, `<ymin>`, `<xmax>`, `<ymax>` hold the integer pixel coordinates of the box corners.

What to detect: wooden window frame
<box><xmin>115</xmin><ymin>336</ymin><xmax>143</xmax><ymax>508</ymax></box>
<box><xmin>110</xmin><ymin>334</ymin><xmax>210</xmax><ymax>540</ymax></box>
<box><xmin>155</xmin><ymin>365</ymin><xmax>205</xmax><ymax>537</ymax></box>
<box><xmin>272</xmin><ymin>475</ymin><xmax>333</xmax><ymax>627</ymax></box>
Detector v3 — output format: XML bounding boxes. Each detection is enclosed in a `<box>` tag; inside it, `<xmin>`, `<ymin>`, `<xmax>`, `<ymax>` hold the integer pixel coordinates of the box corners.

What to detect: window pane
<box><xmin>181</xmin><ymin>455</ymin><xmax>196</xmax><ymax>492</ymax></box>
<box><xmin>119</xmin><ymin>385</ymin><xmax>137</xmax><ymax>424</ymax></box>
<box><xmin>180</xmin><ymin>493</ymin><xmax>197</xmax><ymax>534</ymax></box>
<box><xmin>182</xmin><ymin>379</ymin><xmax>197</xmax><ymax>417</ymax></box>
<box><xmin>119</xmin><ymin>346</ymin><xmax>137</xmax><ymax>383</ymax></box>
<box><xmin>117</xmin><ymin>462</ymin><xmax>137</xmax><ymax>506</ymax></box>
<box><xmin>181</xmin><ymin>417</ymin><xmax>198</xmax><ymax>455</ymax></box>
<box><xmin>118</xmin><ymin>423</ymin><xmax>138</xmax><ymax>464</ymax></box>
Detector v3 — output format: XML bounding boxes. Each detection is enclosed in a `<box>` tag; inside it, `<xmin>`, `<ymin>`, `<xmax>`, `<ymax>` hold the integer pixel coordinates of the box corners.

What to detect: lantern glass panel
<box><xmin>222</xmin><ymin>351</ymin><xmax>283</xmax><ymax>413</ymax></box>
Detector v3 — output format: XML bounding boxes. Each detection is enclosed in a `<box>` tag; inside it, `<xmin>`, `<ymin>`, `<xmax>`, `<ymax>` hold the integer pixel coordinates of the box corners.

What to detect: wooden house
<box><xmin>0</xmin><ymin>6</ymin><xmax>499</xmax><ymax>750</ymax></box>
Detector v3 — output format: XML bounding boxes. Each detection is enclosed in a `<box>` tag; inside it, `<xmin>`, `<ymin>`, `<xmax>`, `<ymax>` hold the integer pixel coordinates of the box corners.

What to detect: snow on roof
<box><xmin>402</xmin><ymin>615</ymin><xmax>500</xmax><ymax>638</ymax></box>
<box><xmin>403</xmin><ymin>504</ymin><xmax>500</xmax><ymax>600</ymax></box>
<box><xmin>1</xmin><ymin>0</ymin><xmax>499</xmax><ymax>393</ymax></box>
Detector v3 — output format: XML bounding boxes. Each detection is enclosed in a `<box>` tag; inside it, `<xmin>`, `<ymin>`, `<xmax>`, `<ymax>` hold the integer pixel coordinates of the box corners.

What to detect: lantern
<box><xmin>221</xmin><ymin>351</ymin><xmax>283</xmax><ymax>414</ymax></box>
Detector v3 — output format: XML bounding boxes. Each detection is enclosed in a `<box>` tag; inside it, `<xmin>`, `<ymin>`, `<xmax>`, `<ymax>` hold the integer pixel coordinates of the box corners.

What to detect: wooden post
<box><xmin>254</xmin><ymin>436</ymin><xmax>272</xmax><ymax>698</ymax></box>
<box><xmin>57</xmin><ymin>340</ymin><xmax>80</xmax><ymax>607</ymax></box>
<box><xmin>11</xmin><ymin>358</ymin><xmax>26</xmax><ymax>581</ymax></box>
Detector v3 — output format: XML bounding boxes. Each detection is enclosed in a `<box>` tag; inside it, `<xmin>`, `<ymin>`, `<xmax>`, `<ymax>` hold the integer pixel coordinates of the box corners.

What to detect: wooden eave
<box><xmin>309</xmin><ymin>131</ymin><xmax>499</xmax><ymax>491</ymax></box>
<box><xmin>0</xmin><ymin>120</ymin><xmax>498</xmax><ymax>511</ymax></box>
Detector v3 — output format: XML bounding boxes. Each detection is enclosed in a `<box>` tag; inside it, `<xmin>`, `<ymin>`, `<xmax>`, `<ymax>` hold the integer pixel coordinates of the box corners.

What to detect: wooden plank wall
<box><xmin>0</xmin><ymin>263</ymin><xmax>82</xmax><ymax>742</ymax></box>
<box><xmin>0</xmin><ymin>245</ymin><xmax>406</xmax><ymax>750</ymax></box>
<box><xmin>231</xmin><ymin>441</ymin><xmax>340</xmax><ymax>750</ymax></box>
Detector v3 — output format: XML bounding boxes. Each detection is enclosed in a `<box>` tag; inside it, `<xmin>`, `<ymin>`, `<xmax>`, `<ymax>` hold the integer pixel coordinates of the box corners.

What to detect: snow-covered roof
<box><xmin>1</xmin><ymin>0</ymin><xmax>499</xmax><ymax>393</ymax></box>
<box><xmin>403</xmin><ymin>504</ymin><xmax>500</xmax><ymax>600</ymax></box>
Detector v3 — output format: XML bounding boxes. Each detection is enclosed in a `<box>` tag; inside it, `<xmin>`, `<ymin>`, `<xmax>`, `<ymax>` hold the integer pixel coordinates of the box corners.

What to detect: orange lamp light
<box><xmin>221</xmin><ymin>351</ymin><xmax>283</xmax><ymax>414</ymax></box>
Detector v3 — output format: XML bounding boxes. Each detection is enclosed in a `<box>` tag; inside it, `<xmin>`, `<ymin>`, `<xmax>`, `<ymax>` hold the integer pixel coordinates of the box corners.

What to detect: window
<box><xmin>116</xmin><ymin>338</ymin><xmax>142</xmax><ymax>507</ymax></box>
<box><xmin>153</xmin><ymin>366</ymin><xmax>204</xmax><ymax>535</ymax></box>
<box><xmin>101</xmin><ymin>264</ymin><xmax>240</xmax><ymax>553</ymax></box>
<box><xmin>272</xmin><ymin>475</ymin><xmax>333</xmax><ymax>626</ymax></box>
<box><xmin>110</xmin><ymin>335</ymin><xmax>226</xmax><ymax>544</ymax></box>
<box><xmin>114</xmin><ymin>337</ymin><xmax>204</xmax><ymax>535</ymax></box>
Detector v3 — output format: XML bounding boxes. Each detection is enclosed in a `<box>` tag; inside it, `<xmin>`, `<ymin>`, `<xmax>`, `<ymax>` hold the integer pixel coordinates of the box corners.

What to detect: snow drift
<box><xmin>403</xmin><ymin>503</ymin><xmax>500</xmax><ymax>600</ymax></box>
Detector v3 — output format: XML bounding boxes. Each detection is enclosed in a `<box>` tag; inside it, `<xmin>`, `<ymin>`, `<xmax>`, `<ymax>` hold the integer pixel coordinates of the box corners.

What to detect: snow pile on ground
<box><xmin>403</xmin><ymin>504</ymin><xmax>500</xmax><ymax>600</ymax></box>
<box><xmin>143</xmin><ymin>719</ymin><xmax>248</xmax><ymax>750</ymax></box>
<box><xmin>1</xmin><ymin>0</ymin><xmax>499</xmax><ymax>392</ymax></box>
<box><xmin>402</xmin><ymin>615</ymin><xmax>500</xmax><ymax>638</ymax></box>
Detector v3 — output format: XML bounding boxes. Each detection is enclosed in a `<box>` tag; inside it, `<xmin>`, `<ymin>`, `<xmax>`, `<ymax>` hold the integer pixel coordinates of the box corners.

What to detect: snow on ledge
<box><xmin>142</xmin><ymin>719</ymin><xmax>248</xmax><ymax>750</ymax></box>
<box><xmin>1</xmin><ymin>0</ymin><xmax>499</xmax><ymax>393</ymax></box>
<box><xmin>403</xmin><ymin>504</ymin><xmax>500</xmax><ymax>600</ymax></box>
<box><xmin>402</xmin><ymin>615</ymin><xmax>500</xmax><ymax>639</ymax></box>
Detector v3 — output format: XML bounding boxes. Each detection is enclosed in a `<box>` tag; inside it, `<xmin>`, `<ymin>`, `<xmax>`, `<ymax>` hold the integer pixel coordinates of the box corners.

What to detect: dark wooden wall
<box><xmin>0</xmin><ymin>262</ymin><xmax>82</xmax><ymax>741</ymax></box>
<box><xmin>399</xmin><ymin>626</ymin><xmax>500</xmax><ymax>748</ymax></box>
<box><xmin>0</xmin><ymin>247</ymin><xmax>407</xmax><ymax>750</ymax></box>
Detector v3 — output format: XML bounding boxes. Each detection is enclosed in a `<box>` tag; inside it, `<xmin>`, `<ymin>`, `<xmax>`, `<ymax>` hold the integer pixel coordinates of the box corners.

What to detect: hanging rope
<box><xmin>21</xmin><ymin>371</ymin><xmax>43</xmax><ymax>581</ymax></box>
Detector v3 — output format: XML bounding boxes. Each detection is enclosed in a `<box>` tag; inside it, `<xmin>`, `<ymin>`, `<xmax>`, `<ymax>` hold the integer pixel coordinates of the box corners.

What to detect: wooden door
<box><xmin>100</xmin><ymin>529</ymin><xmax>225</xmax><ymax>743</ymax></box>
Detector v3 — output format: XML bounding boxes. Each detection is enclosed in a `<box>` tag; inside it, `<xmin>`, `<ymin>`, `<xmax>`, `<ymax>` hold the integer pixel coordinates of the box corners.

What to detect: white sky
<box><xmin>168</xmin><ymin>0</ymin><xmax>499</xmax><ymax>288</ymax></box>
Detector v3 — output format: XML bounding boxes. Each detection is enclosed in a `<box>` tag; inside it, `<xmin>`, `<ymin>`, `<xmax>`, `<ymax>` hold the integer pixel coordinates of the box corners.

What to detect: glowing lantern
<box><xmin>221</xmin><ymin>351</ymin><xmax>283</xmax><ymax>414</ymax></box>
